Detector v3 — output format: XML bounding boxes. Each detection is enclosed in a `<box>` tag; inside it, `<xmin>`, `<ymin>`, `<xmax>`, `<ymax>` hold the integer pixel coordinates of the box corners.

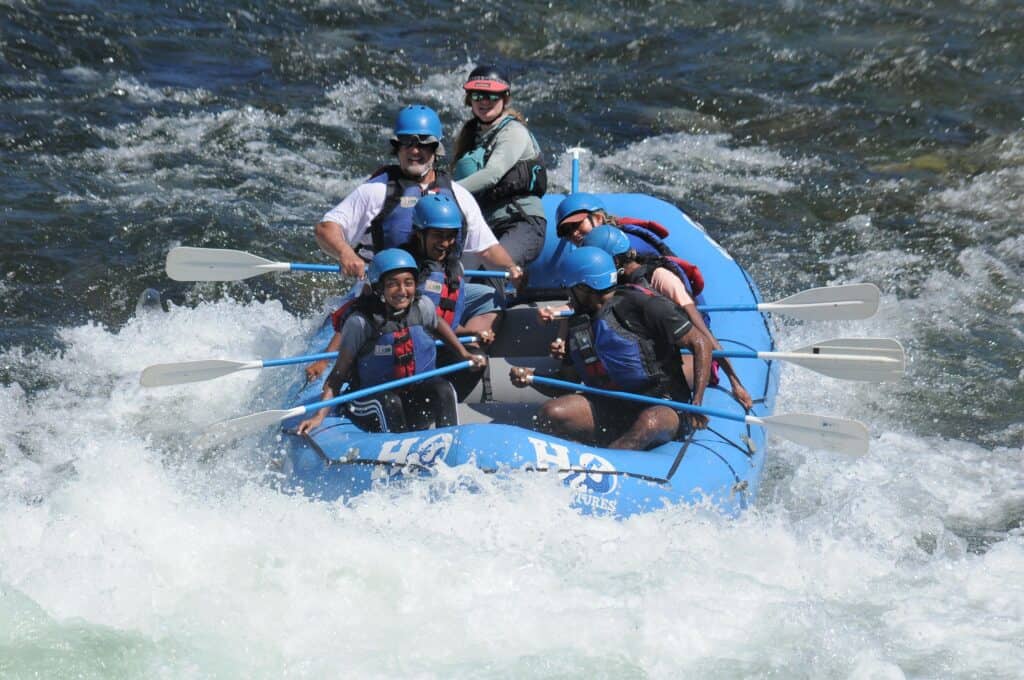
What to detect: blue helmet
<box><xmin>392</xmin><ymin>105</ymin><xmax>443</xmax><ymax>143</ymax></box>
<box><xmin>560</xmin><ymin>246</ymin><xmax>618</xmax><ymax>291</ymax></box>
<box><xmin>556</xmin><ymin>193</ymin><xmax>606</xmax><ymax>235</ymax></box>
<box><xmin>367</xmin><ymin>248</ymin><xmax>418</xmax><ymax>285</ymax></box>
<box><xmin>413</xmin><ymin>194</ymin><xmax>462</xmax><ymax>231</ymax></box>
<box><xmin>581</xmin><ymin>225</ymin><xmax>630</xmax><ymax>257</ymax></box>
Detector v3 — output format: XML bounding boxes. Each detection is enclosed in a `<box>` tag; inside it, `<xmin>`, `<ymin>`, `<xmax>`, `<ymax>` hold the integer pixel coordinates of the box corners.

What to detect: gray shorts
<box><xmin>492</xmin><ymin>214</ymin><xmax>547</xmax><ymax>267</ymax></box>
<box><xmin>458</xmin><ymin>281</ymin><xmax>503</xmax><ymax>326</ymax></box>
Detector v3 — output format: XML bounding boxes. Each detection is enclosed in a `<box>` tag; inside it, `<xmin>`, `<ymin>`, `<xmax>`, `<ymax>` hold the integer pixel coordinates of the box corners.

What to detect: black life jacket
<box><xmin>454</xmin><ymin>116</ymin><xmax>547</xmax><ymax>211</ymax></box>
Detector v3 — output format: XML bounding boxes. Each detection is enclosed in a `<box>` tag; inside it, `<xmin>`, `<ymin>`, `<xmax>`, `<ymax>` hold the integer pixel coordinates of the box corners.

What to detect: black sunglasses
<box><xmin>393</xmin><ymin>134</ymin><xmax>439</xmax><ymax>148</ymax></box>
<box><xmin>469</xmin><ymin>92</ymin><xmax>504</xmax><ymax>102</ymax></box>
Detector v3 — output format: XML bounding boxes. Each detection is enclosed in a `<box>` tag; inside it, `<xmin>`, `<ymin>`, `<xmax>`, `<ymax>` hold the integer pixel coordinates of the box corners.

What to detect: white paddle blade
<box><xmin>140</xmin><ymin>359</ymin><xmax>262</xmax><ymax>387</ymax></box>
<box><xmin>776</xmin><ymin>337</ymin><xmax>906</xmax><ymax>382</ymax></box>
<box><xmin>756</xmin><ymin>413</ymin><xmax>870</xmax><ymax>456</ymax></box>
<box><xmin>197</xmin><ymin>406</ymin><xmax>305</xmax><ymax>448</ymax></box>
<box><xmin>166</xmin><ymin>247</ymin><xmax>287</xmax><ymax>281</ymax></box>
<box><xmin>766</xmin><ymin>283</ymin><xmax>881</xmax><ymax>321</ymax></box>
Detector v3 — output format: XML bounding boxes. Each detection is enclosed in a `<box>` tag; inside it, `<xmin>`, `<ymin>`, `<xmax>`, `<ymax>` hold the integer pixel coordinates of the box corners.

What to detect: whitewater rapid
<box><xmin>2</xmin><ymin>254</ymin><xmax>1020</xmax><ymax>677</ymax></box>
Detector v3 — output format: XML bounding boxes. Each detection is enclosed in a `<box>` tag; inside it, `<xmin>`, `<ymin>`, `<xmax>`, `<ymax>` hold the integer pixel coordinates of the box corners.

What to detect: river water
<box><xmin>2</xmin><ymin>1</ymin><xmax>1022</xmax><ymax>677</ymax></box>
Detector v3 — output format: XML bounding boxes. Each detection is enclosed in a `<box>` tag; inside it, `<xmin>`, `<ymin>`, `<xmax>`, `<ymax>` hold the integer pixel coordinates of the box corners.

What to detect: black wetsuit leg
<box><xmin>401</xmin><ymin>376</ymin><xmax>459</xmax><ymax>430</ymax></box>
<box><xmin>436</xmin><ymin>345</ymin><xmax>488</xmax><ymax>402</ymax></box>
<box><xmin>347</xmin><ymin>391</ymin><xmax>407</xmax><ymax>433</ymax></box>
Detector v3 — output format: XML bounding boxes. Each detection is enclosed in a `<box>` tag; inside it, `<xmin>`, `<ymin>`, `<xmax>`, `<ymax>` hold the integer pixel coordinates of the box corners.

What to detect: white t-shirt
<box><xmin>321</xmin><ymin>177</ymin><xmax>499</xmax><ymax>255</ymax></box>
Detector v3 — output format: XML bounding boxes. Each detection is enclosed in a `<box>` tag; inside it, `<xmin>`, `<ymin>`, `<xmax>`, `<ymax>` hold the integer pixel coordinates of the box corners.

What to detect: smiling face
<box><xmin>420</xmin><ymin>228</ymin><xmax>458</xmax><ymax>262</ymax></box>
<box><xmin>396</xmin><ymin>140</ymin><xmax>437</xmax><ymax>179</ymax></box>
<box><xmin>561</xmin><ymin>212</ymin><xmax>604</xmax><ymax>246</ymax></box>
<box><xmin>469</xmin><ymin>91</ymin><xmax>507</xmax><ymax>124</ymax></box>
<box><xmin>380</xmin><ymin>270</ymin><xmax>418</xmax><ymax>311</ymax></box>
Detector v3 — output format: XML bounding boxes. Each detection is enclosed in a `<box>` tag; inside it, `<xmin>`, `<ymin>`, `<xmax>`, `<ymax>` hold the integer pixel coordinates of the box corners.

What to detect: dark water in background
<box><xmin>3</xmin><ymin>0</ymin><xmax>1022</xmax><ymax>442</ymax></box>
<box><xmin>2</xmin><ymin>2</ymin><xmax>1023</xmax><ymax>677</ymax></box>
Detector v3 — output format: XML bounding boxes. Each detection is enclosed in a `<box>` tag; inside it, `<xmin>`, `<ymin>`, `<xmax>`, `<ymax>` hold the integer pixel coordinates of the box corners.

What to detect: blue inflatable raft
<box><xmin>277</xmin><ymin>194</ymin><xmax>779</xmax><ymax>518</ymax></box>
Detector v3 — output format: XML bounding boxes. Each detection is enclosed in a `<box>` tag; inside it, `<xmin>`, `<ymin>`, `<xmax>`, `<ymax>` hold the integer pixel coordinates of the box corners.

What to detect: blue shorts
<box><xmin>458</xmin><ymin>281</ymin><xmax>503</xmax><ymax>326</ymax></box>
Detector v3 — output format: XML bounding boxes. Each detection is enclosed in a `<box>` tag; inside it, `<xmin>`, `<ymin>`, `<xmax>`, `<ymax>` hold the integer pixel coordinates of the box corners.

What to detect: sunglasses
<box><xmin>393</xmin><ymin>135</ymin><xmax>439</xmax><ymax>149</ymax></box>
<box><xmin>423</xmin><ymin>228</ymin><xmax>458</xmax><ymax>241</ymax></box>
<box><xmin>557</xmin><ymin>213</ymin><xmax>593</xmax><ymax>237</ymax></box>
<box><xmin>469</xmin><ymin>92</ymin><xmax>504</xmax><ymax>102</ymax></box>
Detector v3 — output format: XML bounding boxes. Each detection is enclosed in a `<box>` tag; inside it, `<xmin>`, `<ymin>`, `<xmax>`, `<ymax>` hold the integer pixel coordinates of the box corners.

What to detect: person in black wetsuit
<box><xmin>510</xmin><ymin>247</ymin><xmax>713</xmax><ymax>450</ymax></box>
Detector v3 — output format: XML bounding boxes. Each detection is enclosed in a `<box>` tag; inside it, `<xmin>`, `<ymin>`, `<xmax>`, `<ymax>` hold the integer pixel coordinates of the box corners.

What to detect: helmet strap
<box><xmin>568</xmin><ymin>285</ymin><xmax>592</xmax><ymax>312</ymax></box>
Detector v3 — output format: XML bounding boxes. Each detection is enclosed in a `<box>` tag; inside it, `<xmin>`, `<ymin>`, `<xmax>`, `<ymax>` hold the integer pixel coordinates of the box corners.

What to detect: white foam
<box><xmin>1</xmin><ymin>291</ymin><xmax>1021</xmax><ymax>676</ymax></box>
<box><xmin>60</xmin><ymin>66</ymin><xmax>103</xmax><ymax>83</ymax></box>
<box><xmin>108</xmin><ymin>76</ymin><xmax>215</xmax><ymax>105</ymax></box>
<box><xmin>546</xmin><ymin>131</ymin><xmax>805</xmax><ymax>226</ymax></box>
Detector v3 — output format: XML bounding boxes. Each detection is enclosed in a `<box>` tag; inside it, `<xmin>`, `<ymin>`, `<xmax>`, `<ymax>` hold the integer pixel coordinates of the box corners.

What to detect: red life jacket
<box><xmin>331</xmin><ymin>297</ymin><xmax>358</xmax><ymax>332</ymax></box>
<box><xmin>616</xmin><ymin>217</ymin><xmax>705</xmax><ymax>296</ymax></box>
<box><xmin>418</xmin><ymin>259</ymin><xmax>464</xmax><ymax>327</ymax></box>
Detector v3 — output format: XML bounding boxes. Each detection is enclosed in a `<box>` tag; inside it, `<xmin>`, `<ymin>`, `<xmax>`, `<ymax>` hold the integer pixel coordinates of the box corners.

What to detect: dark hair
<box><xmin>613</xmin><ymin>252</ymin><xmax>632</xmax><ymax>269</ymax></box>
<box><xmin>401</xmin><ymin>233</ymin><xmax>460</xmax><ymax>271</ymax></box>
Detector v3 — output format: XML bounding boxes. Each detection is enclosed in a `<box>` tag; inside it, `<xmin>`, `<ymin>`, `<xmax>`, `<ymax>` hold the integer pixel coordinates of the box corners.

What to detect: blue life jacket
<box><xmin>567</xmin><ymin>285</ymin><xmax>669</xmax><ymax>395</ymax></box>
<box><xmin>418</xmin><ymin>258</ymin><xmax>466</xmax><ymax>327</ymax></box>
<box><xmin>354</xmin><ymin>301</ymin><xmax>437</xmax><ymax>388</ymax></box>
<box><xmin>620</xmin><ymin>229</ymin><xmax>665</xmax><ymax>259</ymax></box>
<box><xmin>364</xmin><ymin>166</ymin><xmax>465</xmax><ymax>258</ymax></box>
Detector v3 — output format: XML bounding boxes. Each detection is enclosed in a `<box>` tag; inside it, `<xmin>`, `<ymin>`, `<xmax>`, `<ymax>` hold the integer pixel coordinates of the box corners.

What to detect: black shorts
<box><xmin>583</xmin><ymin>394</ymin><xmax>691</xmax><ymax>448</ymax></box>
<box><xmin>346</xmin><ymin>377</ymin><xmax>458</xmax><ymax>433</ymax></box>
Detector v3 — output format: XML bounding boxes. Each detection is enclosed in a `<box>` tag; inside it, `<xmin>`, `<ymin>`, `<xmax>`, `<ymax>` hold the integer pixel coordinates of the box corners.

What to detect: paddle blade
<box><xmin>166</xmin><ymin>247</ymin><xmax>286</xmax><ymax>281</ymax></box>
<box><xmin>757</xmin><ymin>413</ymin><xmax>869</xmax><ymax>456</ymax></box>
<box><xmin>779</xmin><ymin>337</ymin><xmax>906</xmax><ymax>382</ymax></box>
<box><xmin>197</xmin><ymin>406</ymin><xmax>305</xmax><ymax>448</ymax></box>
<box><xmin>766</xmin><ymin>283</ymin><xmax>881</xmax><ymax>321</ymax></box>
<box><xmin>140</xmin><ymin>359</ymin><xmax>261</xmax><ymax>387</ymax></box>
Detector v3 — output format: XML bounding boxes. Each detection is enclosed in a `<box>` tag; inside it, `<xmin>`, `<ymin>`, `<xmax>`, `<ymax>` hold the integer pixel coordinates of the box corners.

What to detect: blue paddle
<box><xmin>199</xmin><ymin>360</ymin><xmax>475</xmax><ymax>447</ymax></box>
<box><xmin>166</xmin><ymin>247</ymin><xmax>506</xmax><ymax>282</ymax></box>
<box><xmin>141</xmin><ymin>336</ymin><xmax>479</xmax><ymax>387</ymax></box>
<box><xmin>567</xmin><ymin>147</ymin><xmax>587</xmax><ymax>193</ymax></box>
<box><xmin>527</xmin><ymin>374</ymin><xmax>869</xmax><ymax>456</ymax></box>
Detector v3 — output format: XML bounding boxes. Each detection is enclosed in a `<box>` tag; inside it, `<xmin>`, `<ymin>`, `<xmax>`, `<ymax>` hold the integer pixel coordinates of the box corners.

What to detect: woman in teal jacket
<box><xmin>451</xmin><ymin>65</ymin><xmax>547</xmax><ymax>274</ymax></box>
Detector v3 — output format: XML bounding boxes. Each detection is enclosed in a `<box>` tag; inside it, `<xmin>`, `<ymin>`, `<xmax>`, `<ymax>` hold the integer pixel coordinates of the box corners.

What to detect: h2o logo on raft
<box><xmin>368</xmin><ymin>435</ymin><xmax>620</xmax><ymax>495</ymax></box>
<box><xmin>371</xmin><ymin>433</ymin><xmax>453</xmax><ymax>480</ymax></box>
<box><xmin>527</xmin><ymin>437</ymin><xmax>619</xmax><ymax>495</ymax></box>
